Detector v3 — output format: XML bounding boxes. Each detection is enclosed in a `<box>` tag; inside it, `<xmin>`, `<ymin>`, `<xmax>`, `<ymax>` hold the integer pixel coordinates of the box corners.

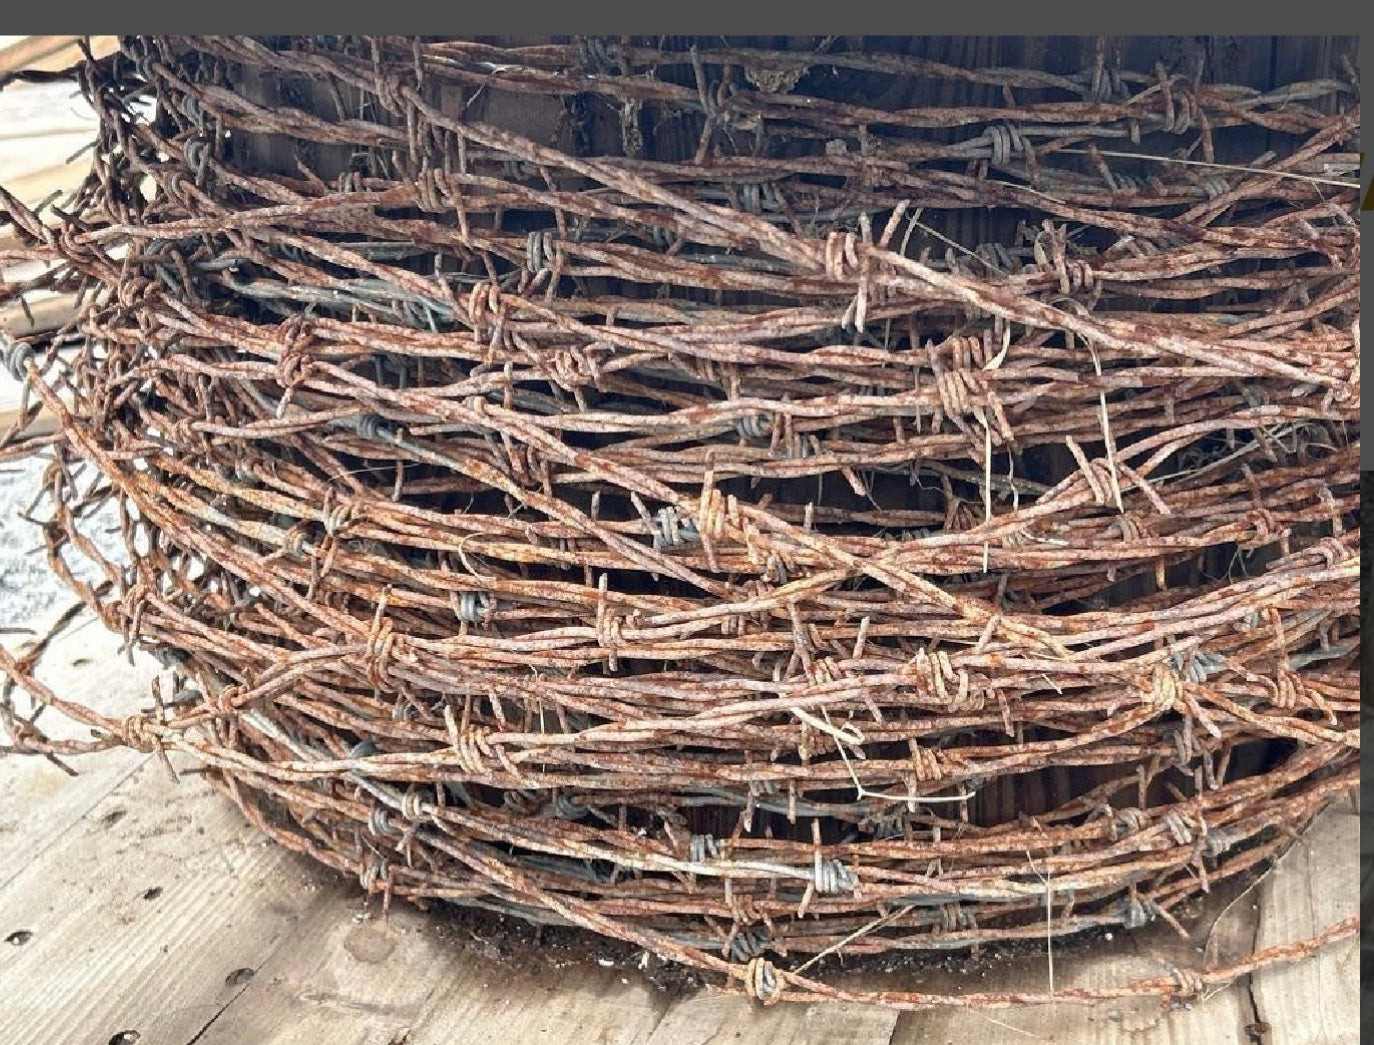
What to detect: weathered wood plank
<box><xmin>0</xmin><ymin>130</ymin><xmax>93</xmax><ymax>188</ymax></box>
<box><xmin>1</xmin><ymin>157</ymin><xmax>92</xmax><ymax>208</ymax></box>
<box><xmin>885</xmin><ymin>934</ymin><xmax>1254</xmax><ymax>1045</ymax></box>
<box><xmin>0</xmin><ymin>36</ymin><xmax>118</xmax><ymax>78</ymax></box>
<box><xmin>406</xmin><ymin>951</ymin><xmax>670</xmax><ymax>1045</ymax></box>
<box><xmin>1251</xmin><ymin>802</ymin><xmax>1359</xmax><ymax>1045</ymax></box>
<box><xmin>0</xmin><ymin>294</ymin><xmax>77</xmax><ymax>340</ymax></box>
<box><xmin>888</xmin><ymin>806</ymin><xmax>1355</xmax><ymax>1045</ymax></box>
<box><xmin>0</xmin><ymin>756</ymin><xmax>342</xmax><ymax>1045</ymax></box>
<box><xmin>0</xmin><ymin>80</ymin><xmax>96</xmax><ymax>151</ymax></box>
<box><xmin>642</xmin><ymin>992</ymin><xmax>898</xmax><ymax>1045</ymax></box>
<box><xmin>156</xmin><ymin>864</ymin><xmax>673</xmax><ymax>1045</ymax></box>
<box><xmin>0</xmin><ymin>621</ymin><xmax>154</xmax><ymax>889</ymax></box>
<box><xmin>188</xmin><ymin>899</ymin><xmax>459</xmax><ymax>1045</ymax></box>
<box><xmin>0</xmin><ymin>622</ymin><xmax>335</xmax><ymax>1045</ymax></box>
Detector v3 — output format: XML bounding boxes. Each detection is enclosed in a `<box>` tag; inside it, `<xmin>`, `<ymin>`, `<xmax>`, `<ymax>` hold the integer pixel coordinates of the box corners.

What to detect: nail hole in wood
<box><xmin>108</xmin><ymin>1033</ymin><xmax>140</xmax><ymax>1045</ymax></box>
<box><xmin>141</xmin><ymin>887</ymin><xmax>163</xmax><ymax>901</ymax></box>
<box><xmin>5</xmin><ymin>929</ymin><xmax>33</xmax><ymax>946</ymax></box>
<box><xmin>226</xmin><ymin>967</ymin><xmax>255</xmax><ymax>987</ymax></box>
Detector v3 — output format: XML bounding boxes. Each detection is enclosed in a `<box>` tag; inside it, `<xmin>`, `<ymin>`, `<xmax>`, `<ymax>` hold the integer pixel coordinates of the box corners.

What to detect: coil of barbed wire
<box><xmin>0</xmin><ymin>36</ymin><xmax>1359</xmax><ymax>1010</ymax></box>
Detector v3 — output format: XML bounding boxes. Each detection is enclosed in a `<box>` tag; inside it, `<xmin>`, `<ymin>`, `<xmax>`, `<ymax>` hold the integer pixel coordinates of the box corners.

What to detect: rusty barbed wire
<box><xmin>0</xmin><ymin>35</ymin><xmax>1359</xmax><ymax>1009</ymax></box>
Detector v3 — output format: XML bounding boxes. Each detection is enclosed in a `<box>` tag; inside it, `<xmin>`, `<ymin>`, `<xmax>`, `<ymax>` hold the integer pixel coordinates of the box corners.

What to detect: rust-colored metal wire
<box><xmin>0</xmin><ymin>36</ymin><xmax>1359</xmax><ymax>1009</ymax></box>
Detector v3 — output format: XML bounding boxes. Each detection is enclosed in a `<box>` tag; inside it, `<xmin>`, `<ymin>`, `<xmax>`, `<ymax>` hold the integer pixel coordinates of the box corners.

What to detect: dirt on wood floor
<box><xmin>337</xmin><ymin>866</ymin><xmax>1258</xmax><ymax>1005</ymax></box>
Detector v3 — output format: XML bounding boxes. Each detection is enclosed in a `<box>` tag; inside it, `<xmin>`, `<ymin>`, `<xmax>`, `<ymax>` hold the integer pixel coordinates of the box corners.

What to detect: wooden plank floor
<box><xmin>0</xmin><ymin>77</ymin><xmax>97</xmax><ymax>436</ymax></box>
<box><xmin>0</xmin><ymin>620</ymin><xmax>1358</xmax><ymax>1045</ymax></box>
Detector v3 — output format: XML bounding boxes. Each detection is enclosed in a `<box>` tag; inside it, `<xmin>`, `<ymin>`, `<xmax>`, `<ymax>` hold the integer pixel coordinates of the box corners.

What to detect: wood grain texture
<box><xmin>0</xmin><ymin>755</ymin><xmax>340</xmax><ymax>1045</ymax></box>
<box><xmin>642</xmin><ymin>993</ymin><xmax>898</xmax><ymax>1045</ymax></box>
<box><xmin>0</xmin><ymin>77</ymin><xmax>98</xmax><ymax>263</ymax></box>
<box><xmin>0</xmin><ymin>75</ymin><xmax>97</xmax><ymax>434</ymax></box>
<box><xmin>1251</xmin><ymin>802</ymin><xmax>1359</xmax><ymax>1045</ymax></box>
<box><xmin>891</xmin><ymin>976</ymin><xmax>1251</xmax><ymax>1044</ymax></box>
<box><xmin>189</xmin><ymin>899</ymin><xmax>462</xmax><ymax>1045</ymax></box>
<box><xmin>408</xmin><ymin>950</ymin><xmax>670</xmax><ymax>1045</ymax></box>
<box><xmin>0</xmin><ymin>622</ymin><xmax>154</xmax><ymax>888</ymax></box>
<box><xmin>0</xmin><ymin>36</ymin><xmax>118</xmax><ymax>77</ymax></box>
<box><xmin>0</xmin><ymin>295</ymin><xmax>76</xmax><ymax>340</ymax></box>
<box><xmin>887</xmin><ymin>924</ymin><xmax>1252</xmax><ymax>1045</ymax></box>
<box><xmin>194</xmin><ymin>890</ymin><xmax>670</xmax><ymax>1045</ymax></box>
